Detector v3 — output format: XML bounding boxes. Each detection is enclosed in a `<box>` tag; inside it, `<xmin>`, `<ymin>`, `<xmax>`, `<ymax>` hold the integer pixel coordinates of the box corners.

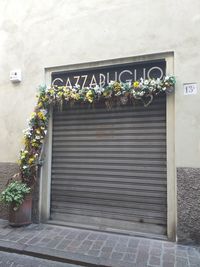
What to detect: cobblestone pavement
<box><xmin>0</xmin><ymin>220</ymin><xmax>199</xmax><ymax>267</ymax></box>
<box><xmin>0</xmin><ymin>251</ymin><xmax>81</xmax><ymax>267</ymax></box>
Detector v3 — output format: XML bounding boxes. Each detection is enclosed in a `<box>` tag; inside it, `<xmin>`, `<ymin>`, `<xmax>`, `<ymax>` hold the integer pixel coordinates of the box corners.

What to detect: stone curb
<box><xmin>0</xmin><ymin>239</ymin><xmax>112</xmax><ymax>267</ymax></box>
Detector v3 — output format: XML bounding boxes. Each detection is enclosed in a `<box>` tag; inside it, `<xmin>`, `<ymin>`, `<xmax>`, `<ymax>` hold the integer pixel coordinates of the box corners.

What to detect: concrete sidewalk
<box><xmin>0</xmin><ymin>220</ymin><xmax>199</xmax><ymax>267</ymax></box>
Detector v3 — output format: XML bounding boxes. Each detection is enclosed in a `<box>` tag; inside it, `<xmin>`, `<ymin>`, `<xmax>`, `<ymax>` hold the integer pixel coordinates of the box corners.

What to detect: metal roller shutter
<box><xmin>50</xmin><ymin>96</ymin><xmax>167</xmax><ymax>235</ymax></box>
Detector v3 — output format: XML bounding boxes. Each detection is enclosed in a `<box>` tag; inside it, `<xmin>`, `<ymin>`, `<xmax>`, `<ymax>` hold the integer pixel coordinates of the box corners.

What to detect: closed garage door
<box><xmin>50</xmin><ymin>96</ymin><xmax>167</xmax><ymax>235</ymax></box>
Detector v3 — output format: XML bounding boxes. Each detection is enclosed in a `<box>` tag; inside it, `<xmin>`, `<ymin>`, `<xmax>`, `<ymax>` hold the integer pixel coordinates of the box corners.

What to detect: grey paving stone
<box><xmin>138</xmin><ymin>244</ymin><xmax>151</xmax><ymax>254</ymax></box>
<box><xmin>150</xmin><ymin>247</ymin><xmax>162</xmax><ymax>256</ymax></box>
<box><xmin>91</xmin><ymin>240</ymin><xmax>104</xmax><ymax>250</ymax></box>
<box><xmin>69</xmin><ymin>239</ymin><xmax>82</xmax><ymax>248</ymax></box>
<box><xmin>76</xmin><ymin>240</ymin><xmax>93</xmax><ymax>253</ymax></box>
<box><xmin>189</xmin><ymin>256</ymin><xmax>200</xmax><ymax>265</ymax></box>
<box><xmin>162</xmin><ymin>262</ymin><xmax>175</xmax><ymax>267</ymax></box>
<box><xmin>123</xmin><ymin>252</ymin><xmax>136</xmax><ymax>262</ymax></box>
<box><xmin>26</xmin><ymin>236</ymin><xmax>42</xmax><ymax>245</ymax></box>
<box><xmin>46</xmin><ymin>237</ymin><xmax>63</xmax><ymax>248</ymax></box>
<box><xmin>177</xmin><ymin>245</ymin><xmax>188</xmax><ymax>251</ymax></box>
<box><xmin>187</xmin><ymin>247</ymin><xmax>200</xmax><ymax>258</ymax></box>
<box><xmin>86</xmin><ymin>232</ymin><xmax>99</xmax><ymax>240</ymax></box>
<box><xmin>149</xmin><ymin>255</ymin><xmax>161</xmax><ymax>266</ymax></box>
<box><xmin>111</xmin><ymin>251</ymin><xmax>124</xmax><ymax>260</ymax></box>
<box><xmin>87</xmin><ymin>249</ymin><xmax>100</xmax><ymax>257</ymax></box>
<box><xmin>99</xmin><ymin>250</ymin><xmax>112</xmax><ymax>259</ymax></box>
<box><xmin>140</xmin><ymin>238</ymin><xmax>151</xmax><ymax>246</ymax></box>
<box><xmin>65</xmin><ymin>245</ymin><xmax>78</xmax><ymax>253</ymax></box>
<box><xmin>119</xmin><ymin>236</ymin><xmax>129</xmax><ymax>244</ymax></box>
<box><xmin>162</xmin><ymin>253</ymin><xmax>175</xmax><ymax>263</ymax></box>
<box><xmin>104</xmin><ymin>239</ymin><xmax>116</xmax><ymax>247</ymax></box>
<box><xmin>56</xmin><ymin>239</ymin><xmax>71</xmax><ymax>250</ymax></box>
<box><xmin>59</xmin><ymin>229</ymin><xmax>71</xmax><ymax>236</ymax></box>
<box><xmin>136</xmin><ymin>250</ymin><xmax>149</xmax><ymax>265</ymax></box>
<box><xmin>114</xmin><ymin>243</ymin><xmax>128</xmax><ymax>253</ymax></box>
<box><xmin>176</xmin><ymin>249</ymin><xmax>188</xmax><ymax>257</ymax></box>
<box><xmin>116</xmin><ymin>260</ymin><xmax>137</xmax><ymax>267</ymax></box>
<box><xmin>96</xmin><ymin>233</ymin><xmax>108</xmax><ymax>241</ymax></box>
<box><xmin>107</xmin><ymin>235</ymin><xmax>120</xmax><ymax>243</ymax></box>
<box><xmin>65</xmin><ymin>231</ymin><xmax>78</xmax><ymax>240</ymax></box>
<box><xmin>101</xmin><ymin>246</ymin><xmax>113</xmax><ymax>253</ymax></box>
<box><xmin>152</xmin><ymin>240</ymin><xmax>163</xmax><ymax>249</ymax></box>
<box><xmin>126</xmin><ymin>246</ymin><xmax>137</xmax><ymax>253</ymax></box>
<box><xmin>38</xmin><ymin>237</ymin><xmax>52</xmax><ymax>246</ymax></box>
<box><xmin>128</xmin><ymin>238</ymin><xmax>139</xmax><ymax>248</ymax></box>
<box><xmin>75</xmin><ymin>231</ymin><xmax>89</xmax><ymax>241</ymax></box>
<box><xmin>176</xmin><ymin>260</ymin><xmax>189</xmax><ymax>267</ymax></box>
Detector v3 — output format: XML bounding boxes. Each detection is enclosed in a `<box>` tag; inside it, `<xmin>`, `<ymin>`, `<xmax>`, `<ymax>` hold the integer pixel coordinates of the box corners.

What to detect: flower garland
<box><xmin>19</xmin><ymin>76</ymin><xmax>175</xmax><ymax>186</ymax></box>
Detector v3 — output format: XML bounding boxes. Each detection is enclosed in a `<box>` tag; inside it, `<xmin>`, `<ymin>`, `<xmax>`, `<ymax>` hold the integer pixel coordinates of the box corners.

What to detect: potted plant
<box><xmin>0</xmin><ymin>181</ymin><xmax>32</xmax><ymax>226</ymax></box>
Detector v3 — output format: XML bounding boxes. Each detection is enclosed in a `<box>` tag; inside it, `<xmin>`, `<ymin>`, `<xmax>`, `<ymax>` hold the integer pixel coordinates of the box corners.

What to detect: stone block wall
<box><xmin>177</xmin><ymin>168</ymin><xmax>200</xmax><ymax>244</ymax></box>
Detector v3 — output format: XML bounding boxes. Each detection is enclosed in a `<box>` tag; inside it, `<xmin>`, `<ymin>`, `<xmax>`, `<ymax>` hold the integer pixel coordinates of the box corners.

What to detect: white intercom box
<box><xmin>10</xmin><ymin>69</ymin><xmax>22</xmax><ymax>82</ymax></box>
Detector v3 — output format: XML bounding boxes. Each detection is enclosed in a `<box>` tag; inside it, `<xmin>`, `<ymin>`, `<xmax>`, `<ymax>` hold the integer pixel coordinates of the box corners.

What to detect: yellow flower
<box><xmin>31</xmin><ymin>112</ymin><xmax>36</xmax><ymax>119</ymax></box>
<box><xmin>41</xmin><ymin>96</ymin><xmax>49</xmax><ymax>102</ymax></box>
<box><xmin>36</xmin><ymin>129</ymin><xmax>40</xmax><ymax>135</ymax></box>
<box><xmin>57</xmin><ymin>91</ymin><xmax>63</xmax><ymax>97</ymax></box>
<box><xmin>133</xmin><ymin>81</ymin><xmax>139</xmax><ymax>88</ymax></box>
<box><xmin>37</xmin><ymin>102</ymin><xmax>43</xmax><ymax>108</ymax></box>
<box><xmin>86</xmin><ymin>90</ymin><xmax>94</xmax><ymax>103</ymax></box>
<box><xmin>37</xmin><ymin>111</ymin><xmax>46</xmax><ymax>120</ymax></box>
<box><xmin>71</xmin><ymin>93</ymin><xmax>80</xmax><ymax>101</ymax></box>
<box><xmin>23</xmin><ymin>137</ymin><xmax>30</xmax><ymax>146</ymax></box>
<box><xmin>113</xmin><ymin>82</ymin><xmax>121</xmax><ymax>92</ymax></box>
<box><xmin>28</xmin><ymin>157</ymin><xmax>35</xmax><ymax>165</ymax></box>
<box><xmin>49</xmin><ymin>89</ymin><xmax>54</xmax><ymax>96</ymax></box>
<box><xmin>31</xmin><ymin>139</ymin><xmax>39</xmax><ymax>147</ymax></box>
<box><xmin>103</xmin><ymin>90</ymin><xmax>110</xmax><ymax>97</ymax></box>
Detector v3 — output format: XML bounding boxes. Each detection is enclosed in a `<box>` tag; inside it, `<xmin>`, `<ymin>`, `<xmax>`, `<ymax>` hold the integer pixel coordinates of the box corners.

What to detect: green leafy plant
<box><xmin>0</xmin><ymin>181</ymin><xmax>31</xmax><ymax>211</ymax></box>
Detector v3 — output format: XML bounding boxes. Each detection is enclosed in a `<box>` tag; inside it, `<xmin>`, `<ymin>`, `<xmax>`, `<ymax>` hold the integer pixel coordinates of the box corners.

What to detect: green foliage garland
<box><xmin>19</xmin><ymin>76</ymin><xmax>175</xmax><ymax>186</ymax></box>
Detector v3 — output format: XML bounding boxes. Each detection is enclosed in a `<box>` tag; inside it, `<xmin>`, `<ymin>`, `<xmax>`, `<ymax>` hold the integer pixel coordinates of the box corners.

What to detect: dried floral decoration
<box><xmin>19</xmin><ymin>76</ymin><xmax>175</xmax><ymax>186</ymax></box>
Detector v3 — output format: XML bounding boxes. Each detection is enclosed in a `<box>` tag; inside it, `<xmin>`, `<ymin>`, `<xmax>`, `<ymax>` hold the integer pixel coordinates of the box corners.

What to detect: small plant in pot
<box><xmin>0</xmin><ymin>181</ymin><xmax>32</xmax><ymax>226</ymax></box>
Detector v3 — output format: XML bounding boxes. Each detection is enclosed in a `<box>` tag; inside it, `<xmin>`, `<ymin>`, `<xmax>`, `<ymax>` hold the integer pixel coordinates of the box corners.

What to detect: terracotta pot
<box><xmin>9</xmin><ymin>194</ymin><xmax>32</xmax><ymax>226</ymax></box>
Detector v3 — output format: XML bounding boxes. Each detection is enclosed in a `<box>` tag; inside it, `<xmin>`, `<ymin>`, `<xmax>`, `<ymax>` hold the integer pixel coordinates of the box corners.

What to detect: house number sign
<box><xmin>184</xmin><ymin>83</ymin><xmax>198</xmax><ymax>95</ymax></box>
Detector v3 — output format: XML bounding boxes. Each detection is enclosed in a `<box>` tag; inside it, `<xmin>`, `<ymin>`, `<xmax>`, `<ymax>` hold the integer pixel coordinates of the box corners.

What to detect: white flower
<box><xmin>72</xmin><ymin>88</ymin><xmax>77</xmax><ymax>93</ymax></box>
<box><xmin>150</xmin><ymin>80</ymin><xmax>156</xmax><ymax>86</ymax></box>
<box><xmin>115</xmin><ymin>91</ymin><xmax>121</xmax><ymax>96</ymax></box>
<box><xmin>156</xmin><ymin>78</ymin><xmax>161</xmax><ymax>84</ymax></box>
<box><xmin>94</xmin><ymin>85</ymin><xmax>102</xmax><ymax>94</ymax></box>
<box><xmin>74</xmin><ymin>84</ymin><xmax>80</xmax><ymax>89</ymax></box>
<box><xmin>144</xmin><ymin>80</ymin><xmax>149</xmax><ymax>85</ymax></box>
<box><xmin>23</xmin><ymin>165</ymin><xmax>28</xmax><ymax>169</ymax></box>
<box><xmin>108</xmin><ymin>81</ymin><xmax>115</xmax><ymax>86</ymax></box>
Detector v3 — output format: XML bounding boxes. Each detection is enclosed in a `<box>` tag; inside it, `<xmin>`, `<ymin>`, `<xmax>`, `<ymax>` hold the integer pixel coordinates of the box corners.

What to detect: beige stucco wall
<box><xmin>0</xmin><ymin>0</ymin><xmax>200</xmax><ymax>167</ymax></box>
